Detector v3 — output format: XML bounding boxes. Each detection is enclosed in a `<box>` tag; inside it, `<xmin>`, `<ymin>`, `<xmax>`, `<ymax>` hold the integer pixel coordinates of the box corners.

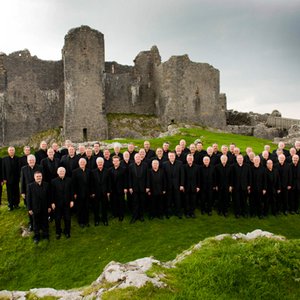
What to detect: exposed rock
<box><xmin>20</xmin><ymin>225</ymin><xmax>32</xmax><ymax>238</ymax></box>
<box><xmin>253</xmin><ymin>123</ymin><xmax>282</xmax><ymax>140</ymax></box>
<box><xmin>271</xmin><ymin>110</ymin><xmax>282</xmax><ymax>117</ymax></box>
<box><xmin>226</xmin><ymin>125</ymin><xmax>254</xmax><ymax>136</ymax></box>
<box><xmin>158</xmin><ymin>124</ymin><xmax>180</xmax><ymax>138</ymax></box>
<box><xmin>1</xmin><ymin>230</ymin><xmax>286</xmax><ymax>299</ymax></box>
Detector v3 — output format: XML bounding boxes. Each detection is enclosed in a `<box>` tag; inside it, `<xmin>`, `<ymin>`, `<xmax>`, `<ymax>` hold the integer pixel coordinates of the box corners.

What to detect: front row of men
<box><xmin>23</xmin><ymin>149</ymin><xmax>299</xmax><ymax>243</ymax></box>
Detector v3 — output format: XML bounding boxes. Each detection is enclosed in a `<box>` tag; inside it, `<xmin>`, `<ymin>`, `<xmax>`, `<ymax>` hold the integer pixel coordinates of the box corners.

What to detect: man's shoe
<box><xmin>130</xmin><ymin>217</ymin><xmax>136</xmax><ymax>224</ymax></box>
<box><xmin>8</xmin><ymin>207</ymin><xmax>13</xmax><ymax>211</ymax></box>
<box><xmin>119</xmin><ymin>216</ymin><xmax>124</xmax><ymax>221</ymax></box>
<box><xmin>56</xmin><ymin>234</ymin><xmax>61</xmax><ymax>240</ymax></box>
<box><xmin>191</xmin><ymin>213</ymin><xmax>196</xmax><ymax>218</ymax></box>
<box><xmin>103</xmin><ymin>221</ymin><xmax>108</xmax><ymax>226</ymax></box>
<box><xmin>65</xmin><ymin>233</ymin><xmax>71</xmax><ymax>239</ymax></box>
<box><xmin>140</xmin><ymin>217</ymin><xmax>145</xmax><ymax>222</ymax></box>
<box><xmin>79</xmin><ymin>224</ymin><xmax>85</xmax><ymax>228</ymax></box>
<box><xmin>33</xmin><ymin>238</ymin><xmax>39</xmax><ymax>244</ymax></box>
<box><xmin>95</xmin><ymin>221</ymin><xmax>100</xmax><ymax>226</ymax></box>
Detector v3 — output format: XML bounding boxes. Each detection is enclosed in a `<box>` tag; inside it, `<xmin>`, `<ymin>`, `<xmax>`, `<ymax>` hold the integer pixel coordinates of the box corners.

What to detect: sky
<box><xmin>1</xmin><ymin>0</ymin><xmax>300</xmax><ymax>118</ymax></box>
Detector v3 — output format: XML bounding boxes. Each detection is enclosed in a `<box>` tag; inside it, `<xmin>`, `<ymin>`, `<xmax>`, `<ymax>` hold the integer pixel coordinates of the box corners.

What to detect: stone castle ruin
<box><xmin>0</xmin><ymin>25</ymin><xmax>227</xmax><ymax>145</ymax></box>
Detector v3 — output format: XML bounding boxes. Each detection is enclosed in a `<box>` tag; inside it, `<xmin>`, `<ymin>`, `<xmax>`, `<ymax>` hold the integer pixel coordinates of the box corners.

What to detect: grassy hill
<box><xmin>1</xmin><ymin>127</ymin><xmax>298</xmax><ymax>298</ymax></box>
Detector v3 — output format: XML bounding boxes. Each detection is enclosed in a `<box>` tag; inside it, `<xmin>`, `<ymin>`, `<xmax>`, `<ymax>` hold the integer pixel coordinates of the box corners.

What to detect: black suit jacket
<box><xmin>290</xmin><ymin>162</ymin><xmax>300</xmax><ymax>190</ymax></box>
<box><xmin>21</xmin><ymin>164</ymin><xmax>43</xmax><ymax>194</ymax></box>
<box><xmin>230</xmin><ymin>163</ymin><xmax>251</xmax><ymax>190</ymax></box>
<box><xmin>35</xmin><ymin>149</ymin><xmax>48</xmax><ymax>164</ymax></box>
<box><xmin>2</xmin><ymin>156</ymin><xmax>20</xmax><ymax>184</ymax></box>
<box><xmin>163</xmin><ymin>160</ymin><xmax>183</xmax><ymax>190</ymax></box>
<box><xmin>200</xmin><ymin>164</ymin><xmax>215</xmax><ymax>190</ymax></box>
<box><xmin>182</xmin><ymin>163</ymin><xmax>200</xmax><ymax>192</ymax></box>
<box><xmin>91</xmin><ymin>167</ymin><xmax>111</xmax><ymax>196</ymax></box>
<box><xmin>60</xmin><ymin>155</ymin><xmax>80</xmax><ymax>177</ymax></box>
<box><xmin>215</xmin><ymin>163</ymin><xmax>231</xmax><ymax>189</ymax></box>
<box><xmin>265</xmin><ymin>168</ymin><xmax>281</xmax><ymax>192</ymax></box>
<box><xmin>275</xmin><ymin>162</ymin><xmax>292</xmax><ymax>188</ymax></box>
<box><xmin>27</xmin><ymin>181</ymin><xmax>50</xmax><ymax>213</ymax></box>
<box><xmin>250</xmin><ymin>165</ymin><xmax>267</xmax><ymax>192</ymax></box>
<box><xmin>71</xmin><ymin>168</ymin><xmax>91</xmax><ymax>198</ymax></box>
<box><xmin>109</xmin><ymin>166</ymin><xmax>127</xmax><ymax>193</ymax></box>
<box><xmin>40</xmin><ymin>157</ymin><xmax>60</xmax><ymax>183</ymax></box>
<box><xmin>128</xmin><ymin>162</ymin><xmax>148</xmax><ymax>193</ymax></box>
<box><xmin>147</xmin><ymin>168</ymin><xmax>166</xmax><ymax>195</ymax></box>
<box><xmin>51</xmin><ymin>176</ymin><xmax>73</xmax><ymax>208</ymax></box>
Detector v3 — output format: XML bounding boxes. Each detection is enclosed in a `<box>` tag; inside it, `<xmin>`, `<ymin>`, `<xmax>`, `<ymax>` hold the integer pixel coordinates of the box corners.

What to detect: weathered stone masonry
<box><xmin>0</xmin><ymin>25</ymin><xmax>227</xmax><ymax>145</ymax></box>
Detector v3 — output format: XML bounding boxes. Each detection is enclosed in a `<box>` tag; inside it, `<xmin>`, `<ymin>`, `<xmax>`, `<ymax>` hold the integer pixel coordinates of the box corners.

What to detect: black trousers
<box><xmin>217</xmin><ymin>188</ymin><xmax>230</xmax><ymax>214</ymax></box>
<box><xmin>201</xmin><ymin>188</ymin><xmax>213</xmax><ymax>213</ymax></box>
<box><xmin>265</xmin><ymin>190</ymin><xmax>278</xmax><ymax>215</ymax></box>
<box><xmin>249</xmin><ymin>190</ymin><xmax>263</xmax><ymax>217</ymax></box>
<box><xmin>6</xmin><ymin>183</ymin><xmax>20</xmax><ymax>208</ymax></box>
<box><xmin>132</xmin><ymin>191</ymin><xmax>146</xmax><ymax>220</ymax></box>
<box><xmin>77</xmin><ymin>196</ymin><xmax>89</xmax><ymax>225</ymax></box>
<box><xmin>232</xmin><ymin>188</ymin><xmax>248</xmax><ymax>216</ymax></box>
<box><xmin>149</xmin><ymin>194</ymin><xmax>163</xmax><ymax>217</ymax></box>
<box><xmin>94</xmin><ymin>193</ymin><xmax>109</xmax><ymax>223</ymax></box>
<box><xmin>32</xmin><ymin>211</ymin><xmax>49</xmax><ymax>240</ymax></box>
<box><xmin>290</xmin><ymin>189</ymin><xmax>300</xmax><ymax>213</ymax></box>
<box><xmin>184</xmin><ymin>191</ymin><xmax>196</xmax><ymax>215</ymax></box>
<box><xmin>55</xmin><ymin>206</ymin><xmax>71</xmax><ymax>235</ymax></box>
<box><xmin>110</xmin><ymin>192</ymin><xmax>125</xmax><ymax>218</ymax></box>
<box><xmin>166</xmin><ymin>187</ymin><xmax>182</xmax><ymax>217</ymax></box>
<box><xmin>277</xmin><ymin>188</ymin><xmax>289</xmax><ymax>213</ymax></box>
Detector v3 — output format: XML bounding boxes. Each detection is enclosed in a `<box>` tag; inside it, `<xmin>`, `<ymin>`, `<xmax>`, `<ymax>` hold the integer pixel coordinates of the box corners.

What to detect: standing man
<box><xmin>19</xmin><ymin>146</ymin><xmax>31</xmax><ymax>169</ymax></box>
<box><xmin>40</xmin><ymin>148</ymin><xmax>60</xmax><ymax>183</ymax></box>
<box><xmin>215</xmin><ymin>155</ymin><xmax>231</xmax><ymax>217</ymax></box>
<box><xmin>128</xmin><ymin>153</ymin><xmax>148</xmax><ymax>223</ymax></box>
<box><xmin>27</xmin><ymin>171</ymin><xmax>51</xmax><ymax>244</ymax></box>
<box><xmin>290</xmin><ymin>154</ymin><xmax>300</xmax><ymax>214</ymax></box>
<box><xmin>51</xmin><ymin>167</ymin><xmax>73</xmax><ymax>239</ymax></box>
<box><xmin>249</xmin><ymin>156</ymin><xmax>267</xmax><ymax>218</ymax></box>
<box><xmin>275</xmin><ymin>154</ymin><xmax>292</xmax><ymax>215</ymax></box>
<box><xmin>90</xmin><ymin>157</ymin><xmax>111</xmax><ymax>226</ymax></box>
<box><xmin>200</xmin><ymin>156</ymin><xmax>215</xmax><ymax>216</ymax></box>
<box><xmin>21</xmin><ymin>154</ymin><xmax>43</xmax><ymax>229</ymax></box>
<box><xmin>230</xmin><ymin>154</ymin><xmax>251</xmax><ymax>218</ymax></box>
<box><xmin>60</xmin><ymin>145</ymin><xmax>79</xmax><ymax>178</ymax></box>
<box><xmin>265</xmin><ymin>159</ymin><xmax>281</xmax><ymax>216</ymax></box>
<box><xmin>181</xmin><ymin>154</ymin><xmax>200</xmax><ymax>218</ymax></box>
<box><xmin>163</xmin><ymin>151</ymin><xmax>183</xmax><ymax>219</ymax></box>
<box><xmin>147</xmin><ymin>160</ymin><xmax>166</xmax><ymax>219</ymax></box>
<box><xmin>35</xmin><ymin>141</ymin><xmax>48</xmax><ymax>164</ymax></box>
<box><xmin>72</xmin><ymin>158</ymin><xmax>91</xmax><ymax>227</ymax></box>
<box><xmin>93</xmin><ymin>142</ymin><xmax>103</xmax><ymax>158</ymax></box>
<box><xmin>144</xmin><ymin>141</ymin><xmax>155</xmax><ymax>160</ymax></box>
<box><xmin>2</xmin><ymin>146</ymin><xmax>20</xmax><ymax>210</ymax></box>
<box><xmin>109</xmin><ymin>156</ymin><xmax>127</xmax><ymax>221</ymax></box>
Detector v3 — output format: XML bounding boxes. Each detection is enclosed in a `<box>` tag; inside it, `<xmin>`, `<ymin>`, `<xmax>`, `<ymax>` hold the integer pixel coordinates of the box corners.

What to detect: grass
<box><xmin>0</xmin><ymin>127</ymin><xmax>296</xmax><ymax>297</ymax></box>
<box><xmin>102</xmin><ymin>237</ymin><xmax>300</xmax><ymax>299</ymax></box>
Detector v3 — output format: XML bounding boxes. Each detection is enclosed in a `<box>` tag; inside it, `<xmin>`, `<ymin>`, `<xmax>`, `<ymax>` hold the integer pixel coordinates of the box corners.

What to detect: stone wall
<box><xmin>155</xmin><ymin>55</ymin><xmax>226</xmax><ymax>128</ymax></box>
<box><xmin>0</xmin><ymin>26</ymin><xmax>228</xmax><ymax>145</ymax></box>
<box><xmin>62</xmin><ymin>26</ymin><xmax>108</xmax><ymax>141</ymax></box>
<box><xmin>0</xmin><ymin>50</ymin><xmax>63</xmax><ymax>146</ymax></box>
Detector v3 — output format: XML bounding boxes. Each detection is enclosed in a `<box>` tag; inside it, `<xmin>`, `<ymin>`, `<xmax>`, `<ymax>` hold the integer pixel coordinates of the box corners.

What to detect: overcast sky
<box><xmin>1</xmin><ymin>0</ymin><xmax>300</xmax><ymax>118</ymax></box>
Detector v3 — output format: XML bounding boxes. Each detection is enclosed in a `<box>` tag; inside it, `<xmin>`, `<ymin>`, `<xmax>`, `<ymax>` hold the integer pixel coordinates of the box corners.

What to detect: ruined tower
<box><xmin>62</xmin><ymin>26</ymin><xmax>108</xmax><ymax>141</ymax></box>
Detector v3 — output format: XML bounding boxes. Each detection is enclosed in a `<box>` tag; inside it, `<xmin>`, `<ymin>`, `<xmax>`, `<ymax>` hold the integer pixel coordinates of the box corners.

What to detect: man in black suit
<box><xmin>60</xmin><ymin>140</ymin><xmax>72</xmax><ymax>157</ymax></box>
<box><xmin>144</xmin><ymin>141</ymin><xmax>155</xmax><ymax>160</ymax></box>
<box><xmin>215</xmin><ymin>155</ymin><xmax>231</xmax><ymax>217</ymax></box>
<box><xmin>249</xmin><ymin>156</ymin><xmax>267</xmax><ymax>218</ymax></box>
<box><xmin>150</xmin><ymin>148</ymin><xmax>167</xmax><ymax>169</ymax></box>
<box><xmin>163</xmin><ymin>151</ymin><xmax>183</xmax><ymax>218</ymax></box>
<box><xmin>230</xmin><ymin>154</ymin><xmax>251</xmax><ymax>218</ymax></box>
<box><xmin>93</xmin><ymin>142</ymin><xmax>103</xmax><ymax>158</ymax></box>
<box><xmin>40</xmin><ymin>148</ymin><xmax>60</xmax><ymax>183</ymax></box>
<box><xmin>90</xmin><ymin>157</ymin><xmax>111</xmax><ymax>226</ymax></box>
<box><xmin>272</xmin><ymin>141</ymin><xmax>290</xmax><ymax>159</ymax></box>
<box><xmin>265</xmin><ymin>159</ymin><xmax>281</xmax><ymax>216</ymax></box>
<box><xmin>2</xmin><ymin>146</ymin><xmax>20</xmax><ymax>210</ymax></box>
<box><xmin>200</xmin><ymin>156</ymin><xmax>215</xmax><ymax>216</ymax></box>
<box><xmin>162</xmin><ymin>142</ymin><xmax>170</xmax><ymax>161</ymax></box>
<box><xmin>60</xmin><ymin>145</ymin><xmax>79</xmax><ymax>178</ymax></box>
<box><xmin>275</xmin><ymin>154</ymin><xmax>292</xmax><ymax>215</ymax></box>
<box><xmin>111</xmin><ymin>144</ymin><xmax>123</xmax><ymax>160</ymax></box>
<box><xmin>103</xmin><ymin>149</ymin><xmax>113</xmax><ymax>169</ymax></box>
<box><xmin>194</xmin><ymin>141</ymin><xmax>207</xmax><ymax>165</ymax></box>
<box><xmin>51</xmin><ymin>142</ymin><xmax>62</xmax><ymax>160</ymax></box>
<box><xmin>128</xmin><ymin>153</ymin><xmax>148</xmax><ymax>223</ymax></box>
<box><xmin>72</xmin><ymin>158</ymin><xmax>91</xmax><ymax>227</ymax></box>
<box><xmin>21</xmin><ymin>154</ymin><xmax>43</xmax><ymax>229</ymax></box>
<box><xmin>27</xmin><ymin>171</ymin><xmax>51</xmax><ymax>243</ymax></box>
<box><xmin>127</xmin><ymin>143</ymin><xmax>137</xmax><ymax>161</ymax></box>
<box><xmin>290</xmin><ymin>154</ymin><xmax>300</xmax><ymax>214</ymax></box>
<box><xmin>147</xmin><ymin>159</ymin><xmax>166</xmax><ymax>219</ymax></box>
<box><xmin>175</xmin><ymin>145</ymin><xmax>187</xmax><ymax>164</ymax></box>
<box><xmin>51</xmin><ymin>167</ymin><xmax>73</xmax><ymax>239</ymax></box>
<box><xmin>181</xmin><ymin>154</ymin><xmax>200</xmax><ymax>218</ymax></box>
<box><xmin>85</xmin><ymin>147</ymin><xmax>96</xmax><ymax>170</ymax></box>
<box><xmin>109</xmin><ymin>156</ymin><xmax>127</xmax><ymax>220</ymax></box>
<box><xmin>19</xmin><ymin>146</ymin><xmax>31</xmax><ymax>169</ymax></box>
<box><xmin>35</xmin><ymin>141</ymin><xmax>48</xmax><ymax>164</ymax></box>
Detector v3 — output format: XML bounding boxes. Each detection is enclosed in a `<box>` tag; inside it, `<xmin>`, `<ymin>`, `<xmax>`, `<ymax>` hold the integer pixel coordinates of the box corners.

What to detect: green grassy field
<box><xmin>1</xmin><ymin>128</ymin><xmax>298</xmax><ymax>298</ymax></box>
